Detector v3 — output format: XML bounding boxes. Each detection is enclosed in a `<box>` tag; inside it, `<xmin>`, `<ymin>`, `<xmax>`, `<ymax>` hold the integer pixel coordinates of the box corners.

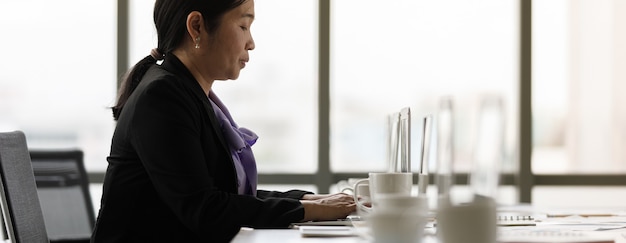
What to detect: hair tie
<box><xmin>150</xmin><ymin>48</ymin><xmax>164</xmax><ymax>61</ymax></box>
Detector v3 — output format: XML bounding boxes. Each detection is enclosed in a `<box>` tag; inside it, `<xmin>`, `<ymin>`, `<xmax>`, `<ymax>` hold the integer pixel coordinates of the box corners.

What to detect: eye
<box><xmin>240</xmin><ymin>26</ymin><xmax>248</xmax><ymax>31</ymax></box>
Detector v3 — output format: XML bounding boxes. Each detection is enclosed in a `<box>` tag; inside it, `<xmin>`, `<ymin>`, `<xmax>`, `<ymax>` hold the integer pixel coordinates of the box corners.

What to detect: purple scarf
<box><xmin>208</xmin><ymin>91</ymin><xmax>258</xmax><ymax>196</ymax></box>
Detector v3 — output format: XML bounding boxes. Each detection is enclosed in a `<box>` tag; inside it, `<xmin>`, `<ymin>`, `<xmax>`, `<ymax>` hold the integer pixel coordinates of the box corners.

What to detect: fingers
<box><xmin>300</xmin><ymin>196</ymin><xmax>357</xmax><ymax>222</ymax></box>
<box><xmin>318</xmin><ymin>193</ymin><xmax>355</xmax><ymax>205</ymax></box>
<box><xmin>302</xmin><ymin>192</ymin><xmax>353</xmax><ymax>201</ymax></box>
<box><xmin>317</xmin><ymin>202</ymin><xmax>355</xmax><ymax>221</ymax></box>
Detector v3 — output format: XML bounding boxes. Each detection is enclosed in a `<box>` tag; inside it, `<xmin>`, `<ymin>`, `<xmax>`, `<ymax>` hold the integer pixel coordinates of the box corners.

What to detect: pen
<box><xmin>546</xmin><ymin>213</ymin><xmax>617</xmax><ymax>218</ymax></box>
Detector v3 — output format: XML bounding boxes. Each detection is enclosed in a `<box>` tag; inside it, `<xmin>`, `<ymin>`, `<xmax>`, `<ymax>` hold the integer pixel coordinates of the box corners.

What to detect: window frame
<box><xmin>90</xmin><ymin>0</ymin><xmax>626</xmax><ymax>202</ymax></box>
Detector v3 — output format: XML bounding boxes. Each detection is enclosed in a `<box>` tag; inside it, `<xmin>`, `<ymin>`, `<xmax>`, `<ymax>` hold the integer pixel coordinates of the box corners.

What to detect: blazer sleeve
<box><xmin>257</xmin><ymin>189</ymin><xmax>313</xmax><ymax>200</ymax></box>
<box><xmin>129</xmin><ymin>78</ymin><xmax>304</xmax><ymax>240</ymax></box>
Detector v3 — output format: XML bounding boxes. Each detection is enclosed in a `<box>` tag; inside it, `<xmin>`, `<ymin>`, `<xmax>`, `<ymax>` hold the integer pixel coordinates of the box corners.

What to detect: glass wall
<box><xmin>330</xmin><ymin>0</ymin><xmax>519</xmax><ymax>175</ymax></box>
<box><xmin>3</xmin><ymin>0</ymin><xmax>625</xmax><ymax>208</ymax></box>
<box><xmin>532</xmin><ymin>0</ymin><xmax>626</xmax><ymax>174</ymax></box>
<box><xmin>217</xmin><ymin>0</ymin><xmax>319</xmax><ymax>173</ymax></box>
<box><xmin>0</xmin><ymin>1</ymin><xmax>117</xmax><ymax>172</ymax></box>
<box><xmin>128</xmin><ymin>0</ymin><xmax>319</xmax><ymax>173</ymax></box>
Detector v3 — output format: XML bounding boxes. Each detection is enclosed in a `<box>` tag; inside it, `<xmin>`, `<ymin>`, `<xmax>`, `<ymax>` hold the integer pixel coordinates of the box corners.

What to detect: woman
<box><xmin>91</xmin><ymin>0</ymin><xmax>355</xmax><ymax>242</ymax></box>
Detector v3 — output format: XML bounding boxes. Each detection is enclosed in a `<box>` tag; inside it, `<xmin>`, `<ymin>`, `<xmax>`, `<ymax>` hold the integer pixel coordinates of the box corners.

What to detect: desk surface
<box><xmin>233</xmin><ymin>227</ymin><xmax>367</xmax><ymax>243</ymax></box>
<box><xmin>232</xmin><ymin>227</ymin><xmax>625</xmax><ymax>243</ymax></box>
<box><xmin>232</xmin><ymin>205</ymin><xmax>626</xmax><ymax>243</ymax></box>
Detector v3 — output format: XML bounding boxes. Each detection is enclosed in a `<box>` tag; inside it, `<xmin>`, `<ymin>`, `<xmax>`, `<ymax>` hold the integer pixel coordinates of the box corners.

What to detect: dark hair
<box><xmin>112</xmin><ymin>0</ymin><xmax>247</xmax><ymax>120</ymax></box>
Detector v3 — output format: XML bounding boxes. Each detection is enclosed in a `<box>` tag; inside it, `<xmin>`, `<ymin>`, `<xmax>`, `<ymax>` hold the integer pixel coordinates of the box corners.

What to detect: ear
<box><xmin>186</xmin><ymin>11</ymin><xmax>204</xmax><ymax>48</ymax></box>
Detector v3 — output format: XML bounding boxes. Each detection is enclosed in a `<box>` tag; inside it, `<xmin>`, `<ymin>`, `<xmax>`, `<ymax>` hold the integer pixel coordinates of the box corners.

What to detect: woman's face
<box><xmin>203</xmin><ymin>0</ymin><xmax>255</xmax><ymax>81</ymax></box>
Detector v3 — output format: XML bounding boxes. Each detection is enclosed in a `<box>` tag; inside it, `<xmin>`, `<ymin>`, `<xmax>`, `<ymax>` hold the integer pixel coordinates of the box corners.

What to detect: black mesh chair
<box><xmin>0</xmin><ymin>131</ymin><xmax>49</xmax><ymax>243</ymax></box>
<box><xmin>29</xmin><ymin>149</ymin><xmax>94</xmax><ymax>243</ymax></box>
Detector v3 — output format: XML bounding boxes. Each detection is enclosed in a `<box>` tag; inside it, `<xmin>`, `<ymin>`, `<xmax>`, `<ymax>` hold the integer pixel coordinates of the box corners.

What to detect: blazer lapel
<box><xmin>159</xmin><ymin>55</ymin><xmax>232</xmax><ymax>165</ymax></box>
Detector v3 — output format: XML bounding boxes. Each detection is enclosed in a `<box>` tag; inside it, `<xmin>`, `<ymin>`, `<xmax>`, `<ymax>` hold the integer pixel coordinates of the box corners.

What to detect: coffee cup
<box><xmin>375</xmin><ymin>194</ymin><xmax>426</xmax><ymax>215</ymax></box>
<box><xmin>340</xmin><ymin>177</ymin><xmax>368</xmax><ymax>194</ymax></box>
<box><xmin>353</xmin><ymin>172</ymin><xmax>413</xmax><ymax>213</ymax></box>
<box><xmin>436</xmin><ymin>196</ymin><xmax>497</xmax><ymax>243</ymax></box>
<box><xmin>368</xmin><ymin>196</ymin><xmax>427</xmax><ymax>243</ymax></box>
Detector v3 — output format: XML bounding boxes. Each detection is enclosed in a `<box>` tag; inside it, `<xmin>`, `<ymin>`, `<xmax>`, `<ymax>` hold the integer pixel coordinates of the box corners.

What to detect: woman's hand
<box><xmin>300</xmin><ymin>193</ymin><xmax>356</xmax><ymax>222</ymax></box>
<box><xmin>302</xmin><ymin>193</ymin><xmax>350</xmax><ymax>201</ymax></box>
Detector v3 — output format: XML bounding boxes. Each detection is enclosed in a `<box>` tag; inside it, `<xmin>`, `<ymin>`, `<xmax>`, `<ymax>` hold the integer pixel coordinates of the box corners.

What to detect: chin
<box><xmin>229</xmin><ymin>71</ymin><xmax>241</xmax><ymax>80</ymax></box>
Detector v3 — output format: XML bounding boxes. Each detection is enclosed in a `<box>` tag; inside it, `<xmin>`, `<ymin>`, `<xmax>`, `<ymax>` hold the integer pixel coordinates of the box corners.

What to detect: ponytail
<box><xmin>111</xmin><ymin>48</ymin><xmax>164</xmax><ymax>120</ymax></box>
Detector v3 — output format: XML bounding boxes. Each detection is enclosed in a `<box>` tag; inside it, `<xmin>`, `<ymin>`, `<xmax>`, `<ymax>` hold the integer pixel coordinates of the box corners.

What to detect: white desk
<box><xmin>232</xmin><ymin>227</ymin><xmax>368</xmax><ymax>243</ymax></box>
<box><xmin>232</xmin><ymin>227</ymin><xmax>626</xmax><ymax>243</ymax></box>
<box><xmin>232</xmin><ymin>227</ymin><xmax>440</xmax><ymax>243</ymax></box>
<box><xmin>232</xmin><ymin>205</ymin><xmax>626</xmax><ymax>243</ymax></box>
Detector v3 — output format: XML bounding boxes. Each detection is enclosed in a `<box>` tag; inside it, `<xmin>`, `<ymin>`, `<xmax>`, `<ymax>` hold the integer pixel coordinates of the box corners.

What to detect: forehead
<box><xmin>226</xmin><ymin>0</ymin><xmax>255</xmax><ymax>20</ymax></box>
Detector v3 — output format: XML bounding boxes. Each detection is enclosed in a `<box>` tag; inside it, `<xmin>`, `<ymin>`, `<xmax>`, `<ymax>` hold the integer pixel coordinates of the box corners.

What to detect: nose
<box><xmin>247</xmin><ymin>34</ymin><xmax>255</xmax><ymax>51</ymax></box>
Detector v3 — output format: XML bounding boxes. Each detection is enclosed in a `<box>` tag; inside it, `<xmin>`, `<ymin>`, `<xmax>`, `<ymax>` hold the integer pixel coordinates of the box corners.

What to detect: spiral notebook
<box><xmin>497</xmin><ymin>215</ymin><xmax>537</xmax><ymax>226</ymax></box>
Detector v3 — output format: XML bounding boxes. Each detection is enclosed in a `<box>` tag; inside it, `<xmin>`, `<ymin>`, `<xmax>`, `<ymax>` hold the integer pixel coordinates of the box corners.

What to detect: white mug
<box><xmin>375</xmin><ymin>194</ymin><xmax>425</xmax><ymax>214</ymax></box>
<box><xmin>437</xmin><ymin>196</ymin><xmax>497</xmax><ymax>243</ymax></box>
<box><xmin>353</xmin><ymin>172</ymin><xmax>413</xmax><ymax>213</ymax></box>
<box><xmin>353</xmin><ymin>184</ymin><xmax>371</xmax><ymax>216</ymax></box>
<box><xmin>368</xmin><ymin>196</ymin><xmax>427</xmax><ymax>243</ymax></box>
<box><xmin>369</xmin><ymin>212</ymin><xmax>426</xmax><ymax>243</ymax></box>
<box><xmin>340</xmin><ymin>177</ymin><xmax>368</xmax><ymax>194</ymax></box>
<box><xmin>355</xmin><ymin>183</ymin><xmax>370</xmax><ymax>202</ymax></box>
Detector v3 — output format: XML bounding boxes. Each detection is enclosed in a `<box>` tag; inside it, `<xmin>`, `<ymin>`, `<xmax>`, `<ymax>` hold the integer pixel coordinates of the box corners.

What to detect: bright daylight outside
<box><xmin>0</xmin><ymin>0</ymin><xmax>625</xmax><ymax>208</ymax></box>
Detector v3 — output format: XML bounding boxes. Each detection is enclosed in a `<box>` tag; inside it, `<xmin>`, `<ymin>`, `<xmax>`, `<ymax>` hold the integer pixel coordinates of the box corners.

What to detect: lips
<box><xmin>240</xmin><ymin>59</ymin><xmax>249</xmax><ymax>68</ymax></box>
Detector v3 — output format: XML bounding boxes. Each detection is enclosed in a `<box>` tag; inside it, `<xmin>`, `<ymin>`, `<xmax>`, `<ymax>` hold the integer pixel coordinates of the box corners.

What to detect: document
<box><xmin>298</xmin><ymin>226</ymin><xmax>356</xmax><ymax>237</ymax></box>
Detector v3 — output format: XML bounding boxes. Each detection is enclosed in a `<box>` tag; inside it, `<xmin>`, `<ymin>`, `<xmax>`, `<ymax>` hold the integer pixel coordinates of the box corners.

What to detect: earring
<box><xmin>195</xmin><ymin>37</ymin><xmax>200</xmax><ymax>49</ymax></box>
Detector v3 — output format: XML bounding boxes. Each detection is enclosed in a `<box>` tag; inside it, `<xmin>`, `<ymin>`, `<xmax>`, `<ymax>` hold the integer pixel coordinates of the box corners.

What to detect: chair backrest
<box><xmin>0</xmin><ymin>131</ymin><xmax>49</xmax><ymax>243</ymax></box>
<box><xmin>29</xmin><ymin>150</ymin><xmax>94</xmax><ymax>242</ymax></box>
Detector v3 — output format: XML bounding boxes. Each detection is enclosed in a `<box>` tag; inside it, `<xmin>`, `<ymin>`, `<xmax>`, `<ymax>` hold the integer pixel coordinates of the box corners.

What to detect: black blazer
<box><xmin>91</xmin><ymin>55</ymin><xmax>308</xmax><ymax>243</ymax></box>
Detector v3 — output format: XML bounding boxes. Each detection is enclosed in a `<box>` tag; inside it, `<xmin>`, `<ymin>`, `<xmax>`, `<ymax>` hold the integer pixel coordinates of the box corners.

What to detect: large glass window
<box><xmin>218</xmin><ymin>0</ymin><xmax>318</xmax><ymax>173</ymax></box>
<box><xmin>5</xmin><ymin>0</ymin><xmax>625</xmax><ymax>208</ymax></box>
<box><xmin>330</xmin><ymin>0</ymin><xmax>519</xmax><ymax>175</ymax></box>
<box><xmin>0</xmin><ymin>1</ymin><xmax>117</xmax><ymax>172</ymax></box>
<box><xmin>129</xmin><ymin>0</ymin><xmax>157</xmax><ymax>65</ymax></box>
<box><xmin>129</xmin><ymin>0</ymin><xmax>319</xmax><ymax>173</ymax></box>
<box><xmin>532</xmin><ymin>0</ymin><xmax>626</xmax><ymax>174</ymax></box>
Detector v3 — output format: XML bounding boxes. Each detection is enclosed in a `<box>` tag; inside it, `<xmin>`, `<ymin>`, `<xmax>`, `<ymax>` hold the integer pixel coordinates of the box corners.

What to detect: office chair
<box><xmin>29</xmin><ymin>149</ymin><xmax>94</xmax><ymax>243</ymax></box>
<box><xmin>0</xmin><ymin>131</ymin><xmax>49</xmax><ymax>243</ymax></box>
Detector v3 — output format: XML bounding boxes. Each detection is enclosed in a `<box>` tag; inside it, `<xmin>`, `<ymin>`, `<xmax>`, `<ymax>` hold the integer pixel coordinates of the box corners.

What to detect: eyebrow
<box><xmin>242</xmin><ymin>13</ymin><xmax>255</xmax><ymax>20</ymax></box>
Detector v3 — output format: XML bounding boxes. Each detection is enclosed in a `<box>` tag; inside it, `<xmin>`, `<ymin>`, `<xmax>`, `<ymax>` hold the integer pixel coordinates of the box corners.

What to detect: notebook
<box><xmin>497</xmin><ymin>215</ymin><xmax>537</xmax><ymax>226</ymax></box>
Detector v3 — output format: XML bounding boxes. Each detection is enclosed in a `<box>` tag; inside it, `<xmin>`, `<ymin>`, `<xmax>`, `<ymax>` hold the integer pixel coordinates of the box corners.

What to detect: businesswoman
<box><xmin>91</xmin><ymin>0</ymin><xmax>355</xmax><ymax>242</ymax></box>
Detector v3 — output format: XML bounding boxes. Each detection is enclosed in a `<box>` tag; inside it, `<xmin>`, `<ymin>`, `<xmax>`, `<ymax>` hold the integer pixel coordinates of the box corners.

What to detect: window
<box><xmin>216</xmin><ymin>0</ymin><xmax>319</xmax><ymax>173</ymax></box>
<box><xmin>330</xmin><ymin>0</ymin><xmax>519</xmax><ymax>175</ymax></box>
<box><xmin>4</xmin><ymin>0</ymin><xmax>625</xmax><ymax>207</ymax></box>
<box><xmin>0</xmin><ymin>1</ymin><xmax>117</xmax><ymax>172</ymax></box>
<box><xmin>532</xmin><ymin>0</ymin><xmax>626</xmax><ymax>174</ymax></box>
<box><xmin>128</xmin><ymin>0</ymin><xmax>319</xmax><ymax>173</ymax></box>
